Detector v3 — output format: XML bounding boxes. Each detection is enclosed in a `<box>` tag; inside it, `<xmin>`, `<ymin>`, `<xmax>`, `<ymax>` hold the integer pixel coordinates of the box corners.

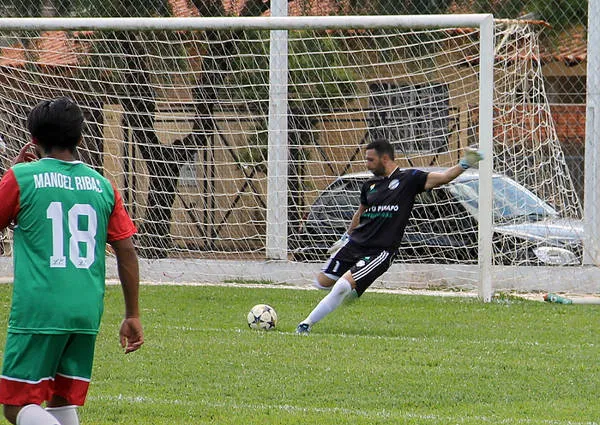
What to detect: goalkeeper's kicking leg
<box><xmin>297</xmin><ymin>248</ymin><xmax>396</xmax><ymax>334</ymax></box>
<box><xmin>296</xmin><ymin>272</ymin><xmax>355</xmax><ymax>334</ymax></box>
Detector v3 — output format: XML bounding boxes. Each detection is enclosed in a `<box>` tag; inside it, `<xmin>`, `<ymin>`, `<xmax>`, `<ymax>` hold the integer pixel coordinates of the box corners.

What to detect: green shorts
<box><xmin>0</xmin><ymin>332</ymin><xmax>97</xmax><ymax>406</ymax></box>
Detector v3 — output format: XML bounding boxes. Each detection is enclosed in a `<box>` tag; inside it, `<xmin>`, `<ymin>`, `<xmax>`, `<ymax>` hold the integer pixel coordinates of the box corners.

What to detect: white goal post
<box><xmin>0</xmin><ymin>15</ymin><xmax>594</xmax><ymax>299</ymax></box>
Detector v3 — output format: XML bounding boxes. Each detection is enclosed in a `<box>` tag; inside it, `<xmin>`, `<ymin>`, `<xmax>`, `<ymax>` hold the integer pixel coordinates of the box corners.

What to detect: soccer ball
<box><xmin>247</xmin><ymin>304</ymin><xmax>278</xmax><ymax>330</ymax></box>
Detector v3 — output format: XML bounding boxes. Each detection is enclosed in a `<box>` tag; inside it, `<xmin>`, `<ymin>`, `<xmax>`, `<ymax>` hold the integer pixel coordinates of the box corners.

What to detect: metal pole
<box><xmin>266</xmin><ymin>0</ymin><xmax>289</xmax><ymax>259</ymax></box>
<box><xmin>477</xmin><ymin>15</ymin><xmax>495</xmax><ymax>302</ymax></box>
<box><xmin>583</xmin><ymin>0</ymin><xmax>600</xmax><ymax>265</ymax></box>
<box><xmin>0</xmin><ymin>15</ymin><xmax>493</xmax><ymax>31</ymax></box>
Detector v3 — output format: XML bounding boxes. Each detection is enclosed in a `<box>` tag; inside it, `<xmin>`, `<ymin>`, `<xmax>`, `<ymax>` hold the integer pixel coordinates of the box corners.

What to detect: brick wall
<box><xmin>549</xmin><ymin>104</ymin><xmax>585</xmax><ymax>201</ymax></box>
<box><xmin>550</xmin><ymin>104</ymin><xmax>586</xmax><ymax>146</ymax></box>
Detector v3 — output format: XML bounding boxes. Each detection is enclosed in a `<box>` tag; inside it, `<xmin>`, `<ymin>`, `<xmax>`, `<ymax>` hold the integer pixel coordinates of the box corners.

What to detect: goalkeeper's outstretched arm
<box><xmin>424</xmin><ymin>164</ymin><xmax>466</xmax><ymax>190</ymax></box>
<box><xmin>424</xmin><ymin>149</ymin><xmax>483</xmax><ymax>190</ymax></box>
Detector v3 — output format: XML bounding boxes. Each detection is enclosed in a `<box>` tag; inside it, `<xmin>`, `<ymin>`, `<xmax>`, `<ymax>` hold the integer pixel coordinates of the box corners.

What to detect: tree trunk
<box><xmin>119</xmin><ymin>34</ymin><xmax>192</xmax><ymax>258</ymax></box>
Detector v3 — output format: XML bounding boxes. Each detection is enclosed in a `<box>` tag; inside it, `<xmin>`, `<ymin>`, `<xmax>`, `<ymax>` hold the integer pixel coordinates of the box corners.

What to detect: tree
<box><xmin>2</xmin><ymin>0</ymin><xmax>183</xmax><ymax>257</ymax></box>
<box><xmin>348</xmin><ymin>0</ymin><xmax>454</xmax><ymax>15</ymax></box>
<box><xmin>51</xmin><ymin>0</ymin><xmax>273</xmax><ymax>258</ymax></box>
<box><xmin>526</xmin><ymin>0</ymin><xmax>587</xmax><ymax>40</ymax></box>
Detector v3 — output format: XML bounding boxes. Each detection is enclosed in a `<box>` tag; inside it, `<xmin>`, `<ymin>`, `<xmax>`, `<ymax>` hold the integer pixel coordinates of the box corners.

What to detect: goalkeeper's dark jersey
<box><xmin>350</xmin><ymin>167</ymin><xmax>428</xmax><ymax>250</ymax></box>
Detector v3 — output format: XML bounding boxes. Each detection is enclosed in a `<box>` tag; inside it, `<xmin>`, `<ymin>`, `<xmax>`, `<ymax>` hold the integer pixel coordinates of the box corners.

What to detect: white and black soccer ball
<box><xmin>247</xmin><ymin>304</ymin><xmax>278</xmax><ymax>330</ymax></box>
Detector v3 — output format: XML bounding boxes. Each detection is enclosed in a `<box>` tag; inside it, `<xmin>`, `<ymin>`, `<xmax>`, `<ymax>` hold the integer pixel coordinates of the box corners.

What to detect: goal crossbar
<box><xmin>0</xmin><ymin>15</ymin><xmax>493</xmax><ymax>31</ymax></box>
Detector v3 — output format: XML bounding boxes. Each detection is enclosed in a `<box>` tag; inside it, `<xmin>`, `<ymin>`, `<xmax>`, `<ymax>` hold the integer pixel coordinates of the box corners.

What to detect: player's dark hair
<box><xmin>27</xmin><ymin>97</ymin><xmax>84</xmax><ymax>154</ymax></box>
<box><xmin>366</xmin><ymin>139</ymin><xmax>395</xmax><ymax>160</ymax></box>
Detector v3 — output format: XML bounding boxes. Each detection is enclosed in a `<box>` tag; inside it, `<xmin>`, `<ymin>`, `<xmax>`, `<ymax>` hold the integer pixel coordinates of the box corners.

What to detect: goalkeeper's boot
<box><xmin>296</xmin><ymin>322</ymin><xmax>311</xmax><ymax>335</ymax></box>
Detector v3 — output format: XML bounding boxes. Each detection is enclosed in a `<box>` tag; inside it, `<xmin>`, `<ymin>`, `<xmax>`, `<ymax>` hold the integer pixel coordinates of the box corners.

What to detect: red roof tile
<box><xmin>551</xmin><ymin>24</ymin><xmax>587</xmax><ymax>65</ymax></box>
<box><xmin>170</xmin><ymin>0</ymin><xmax>200</xmax><ymax>17</ymax></box>
<box><xmin>37</xmin><ymin>31</ymin><xmax>79</xmax><ymax>67</ymax></box>
<box><xmin>287</xmin><ymin>0</ymin><xmax>340</xmax><ymax>16</ymax></box>
<box><xmin>0</xmin><ymin>43</ymin><xmax>26</xmax><ymax>68</ymax></box>
<box><xmin>0</xmin><ymin>31</ymin><xmax>81</xmax><ymax>68</ymax></box>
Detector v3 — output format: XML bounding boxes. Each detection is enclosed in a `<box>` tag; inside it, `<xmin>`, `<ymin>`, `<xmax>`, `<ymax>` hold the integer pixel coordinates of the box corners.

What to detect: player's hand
<box><xmin>11</xmin><ymin>142</ymin><xmax>39</xmax><ymax>165</ymax></box>
<box><xmin>459</xmin><ymin>149</ymin><xmax>483</xmax><ymax>169</ymax></box>
<box><xmin>119</xmin><ymin>317</ymin><xmax>144</xmax><ymax>354</ymax></box>
<box><xmin>328</xmin><ymin>232</ymin><xmax>349</xmax><ymax>255</ymax></box>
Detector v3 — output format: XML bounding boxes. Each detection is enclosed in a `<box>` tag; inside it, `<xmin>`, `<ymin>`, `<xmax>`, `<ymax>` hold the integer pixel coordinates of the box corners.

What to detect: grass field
<box><xmin>0</xmin><ymin>283</ymin><xmax>598</xmax><ymax>425</ymax></box>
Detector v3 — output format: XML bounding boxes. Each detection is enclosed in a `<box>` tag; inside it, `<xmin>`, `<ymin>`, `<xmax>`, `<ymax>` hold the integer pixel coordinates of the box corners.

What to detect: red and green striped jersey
<box><xmin>0</xmin><ymin>158</ymin><xmax>136</xmax><ymax>334</ymax></box>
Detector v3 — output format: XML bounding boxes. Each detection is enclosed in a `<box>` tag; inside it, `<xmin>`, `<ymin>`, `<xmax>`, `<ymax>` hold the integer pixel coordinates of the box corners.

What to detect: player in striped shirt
<box><xmin>0</xmin><ymin>97</ymin><xmax>144</xmax><ymax>425</ymax></box>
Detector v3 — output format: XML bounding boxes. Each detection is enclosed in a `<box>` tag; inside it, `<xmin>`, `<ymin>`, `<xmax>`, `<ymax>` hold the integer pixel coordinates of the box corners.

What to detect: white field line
<box><xmin>167</xmin><ymin>326</ymin><xmax>597</xmax><ymax>350</ymax></box>
<box><xmin>2</xmin><ymin>278</ymin><xmax>591</xmax><ymax>301</ymax></box>
<box><xmin>108</xmin><ymin>279</ymin><xmax>481</xmax><ymax>298</ymax></box>
<box><xmin>87</xmin><ymin>394</ymin><xmax>598</xmax><ymax>425</ymax></box>
<box><xmin>107</xmin><ymin>279</ymin><xmax>600</xmax><ymax>303</ymax></box>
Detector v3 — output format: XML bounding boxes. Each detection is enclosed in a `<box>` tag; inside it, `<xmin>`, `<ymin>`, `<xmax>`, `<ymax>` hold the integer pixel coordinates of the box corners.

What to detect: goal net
<box><xmin>0</xmin><ymin>16</ymin><xmax>593</xmax><ymax>297</ymax></box>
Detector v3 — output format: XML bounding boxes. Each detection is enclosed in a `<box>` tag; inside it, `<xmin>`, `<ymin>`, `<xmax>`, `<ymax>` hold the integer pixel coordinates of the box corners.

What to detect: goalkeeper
<box><xmin>296</xmin><ymin>139</ymin><xmax>482</xmax><ymax>334</ymax></box>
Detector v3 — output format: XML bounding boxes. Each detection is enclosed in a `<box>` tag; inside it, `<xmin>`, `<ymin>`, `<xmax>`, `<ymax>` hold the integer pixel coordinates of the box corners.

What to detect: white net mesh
<box><xmin>0</xmin><ymin>18</ymin><xmax>593</xmax><ymax>294</ymax></box>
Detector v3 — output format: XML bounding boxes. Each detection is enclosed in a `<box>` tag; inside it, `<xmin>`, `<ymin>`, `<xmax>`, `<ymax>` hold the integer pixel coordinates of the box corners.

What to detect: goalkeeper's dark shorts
<box><xmin>321</xmin><ymin>241</ymin><xmax>398</xmax><ymax>296</ymax></box>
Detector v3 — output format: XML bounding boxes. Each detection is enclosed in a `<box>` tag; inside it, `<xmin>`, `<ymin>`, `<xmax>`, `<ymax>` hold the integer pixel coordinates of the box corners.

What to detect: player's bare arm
<box><xmin>110</xmin><ymin>237</ymin><xmax>144</xmax><ymax>354</ymax></box>
<box><xmin>424</xmin><ymin>164</ymin><xmax>465</xmax><ymax>190</ymax></box>
<box><xmin>348</xmin><ymin>204</ymin><xmax>367</xmax><ymax>234</ymax></box>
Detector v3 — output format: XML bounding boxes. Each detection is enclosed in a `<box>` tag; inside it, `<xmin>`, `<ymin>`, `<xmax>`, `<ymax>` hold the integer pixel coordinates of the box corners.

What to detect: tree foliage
<box><xmin>526</xmin><ymin>0</ymin><xmax>587</xmax><ymax>32</ymax></box>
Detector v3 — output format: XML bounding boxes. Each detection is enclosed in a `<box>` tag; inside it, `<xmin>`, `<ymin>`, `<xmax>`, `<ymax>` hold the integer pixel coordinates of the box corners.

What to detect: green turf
<box><xmin>0</xmin><ymin>284</ymin><xmax>597</xmax><ymax>424</ymax></box>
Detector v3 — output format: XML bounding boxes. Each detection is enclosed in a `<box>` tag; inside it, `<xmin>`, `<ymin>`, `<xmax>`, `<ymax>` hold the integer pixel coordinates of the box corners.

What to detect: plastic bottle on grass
<box><xmin>543</xmin><ymin>293</ymin><xmax>573</xmax><ymax>304</ymax></box>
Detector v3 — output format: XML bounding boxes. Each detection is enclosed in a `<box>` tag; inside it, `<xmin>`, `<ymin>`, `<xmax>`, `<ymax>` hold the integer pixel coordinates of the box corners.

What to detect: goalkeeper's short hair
<box><xmin>366</xmin><ymin>138</ymin><xmax>395</xmax><ymax>160</ymax></box>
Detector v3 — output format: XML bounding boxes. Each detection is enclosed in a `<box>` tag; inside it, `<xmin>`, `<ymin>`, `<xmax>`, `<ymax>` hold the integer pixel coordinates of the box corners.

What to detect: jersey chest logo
<box><xmin>388</xmin><ymin>179</ymin><xmax>400</xmax><ymax>190</ymax></box>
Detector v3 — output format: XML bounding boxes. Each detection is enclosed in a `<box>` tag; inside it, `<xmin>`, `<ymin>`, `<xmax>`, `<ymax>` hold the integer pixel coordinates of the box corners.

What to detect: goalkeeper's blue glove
<box><xmin>459</xmin><ymin>149</ymin><xmax>484</xmax><ymax>170</ymax></box>
<box><xmin>328</xmin><ymin>232</ymin><xmax>350</xmax><ymax>255</ymax></box>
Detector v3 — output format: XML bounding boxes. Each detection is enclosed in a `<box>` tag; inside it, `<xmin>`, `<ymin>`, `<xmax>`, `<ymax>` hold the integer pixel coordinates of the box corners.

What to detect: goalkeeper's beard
<box><xmin>370</xmin><ymin>163</ymin><xmax>386</xmax><ymax>177</ymax></box>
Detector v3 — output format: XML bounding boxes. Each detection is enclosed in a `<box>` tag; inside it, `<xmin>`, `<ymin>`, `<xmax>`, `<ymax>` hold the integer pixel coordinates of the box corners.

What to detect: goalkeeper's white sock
<box><xmin>46</xmin><ymin>405</ymin><xmax>79</xmax><ymax>425</ymax></box>
<box><xmin>16</xmin><ymin>405</ymin><xmax>60</xmax><ymax>425</ymax></box>
<box><xmin>304</xmin><ymin>277</ymin><xmax>352</xmax><ymax>325</ymax></box>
